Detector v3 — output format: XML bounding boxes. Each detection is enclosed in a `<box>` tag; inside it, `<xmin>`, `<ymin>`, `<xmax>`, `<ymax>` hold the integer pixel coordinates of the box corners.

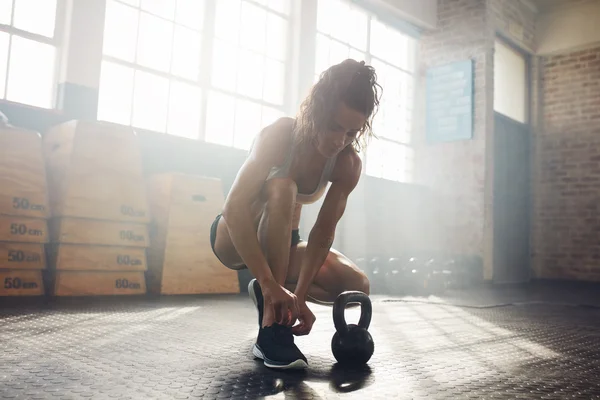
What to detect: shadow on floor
<box><xmin>218</xmin><ymin>361</ymin><xmax>374</xmax><ymax>399</ymax></box>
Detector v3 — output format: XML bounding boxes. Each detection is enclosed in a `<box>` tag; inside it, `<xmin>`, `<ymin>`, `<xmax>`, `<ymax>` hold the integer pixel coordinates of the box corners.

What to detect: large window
<box><xmin>205</xmin><ymin>0</ymin><xmax>289</xmax><ymax>150</ymax></box>
<box><xmin>97</xmin><ymin>0</ymin><xmax>417</xmax><ymax>180</ymax></box>
<box><xmin>98</xmin><ymin>0</ymin><xmax>290</xmax><ymax>149</ymax></box>
<box><xmin>98</xmin><ymin>0</ymin><xmax>207</xmax><ymax>138</ymax></box>
<box><xmin>0</xmin><ymin>0</ymin><xmax>60</xmax><ymax>109</ymax></box>
<box><xmin>315</xmin><ymin>0</ymin><xmax>417</xmax><ymax>183</ymax></box>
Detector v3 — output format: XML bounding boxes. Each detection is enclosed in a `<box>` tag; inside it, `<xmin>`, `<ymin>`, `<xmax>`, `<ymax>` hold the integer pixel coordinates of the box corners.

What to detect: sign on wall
<box><xmin>426</xmin><ymin>59</ymin><xmax>474</xmax><ymax>143</ymax></box>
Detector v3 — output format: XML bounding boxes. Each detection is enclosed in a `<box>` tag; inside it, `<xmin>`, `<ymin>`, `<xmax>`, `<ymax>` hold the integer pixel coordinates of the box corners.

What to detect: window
<box><xmin>494</xmin><ymin>39</ymin><xmax>527</xmax><ymax>123</ymax></box>
<box><xmin>97</xmin><ymin>0</ymin><xmax>418</xmax><ymax>174</ymax></box>
<box><xmin>315</xmin><ymin>0</ymin><xmax>417</xmax><ymax>183</ymax></box>
<box><xmin>315</xmin><ymin>0</ymin><xmax>369</xmax><ymax>82</ymax></box>
<box><xmin>98</xmin><ymin>0</ymin><xmax>291</xmax><ymax>149</ymax></box>
<box><xmin>0</xmin><ymin>0</ymin><xmax>60</xmax><ymax>109</ymax></box>
<box><xmin>206</xmin><ymin>0</ymin><xmax>290</xmax><ymax>150</ymax></box>
<box><xmin>98</xmin><ymin>0</ymin><xmax>206</xmax><ymax>138</ymax></box>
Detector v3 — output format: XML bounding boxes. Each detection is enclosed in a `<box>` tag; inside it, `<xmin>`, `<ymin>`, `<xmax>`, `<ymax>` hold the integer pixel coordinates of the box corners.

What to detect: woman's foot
<box><xmin>248</xmin><ymin>279</ymin><xmax>308</xmax><ymax>369</ymax></box>
<box><xmin>253</xmin><ymin>324</ymin><xmax>308</xmax><ymax>369</ymax></box>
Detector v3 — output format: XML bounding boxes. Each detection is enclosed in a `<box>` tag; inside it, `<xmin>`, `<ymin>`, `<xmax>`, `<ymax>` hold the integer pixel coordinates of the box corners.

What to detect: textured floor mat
<box><xmin>2</xmin><ymin>292</ymin><xmax>600</xmax><ymax>399</ymax></box>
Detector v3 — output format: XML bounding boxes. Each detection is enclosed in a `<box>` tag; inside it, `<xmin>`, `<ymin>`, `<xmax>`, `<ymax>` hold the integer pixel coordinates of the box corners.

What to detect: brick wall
<box><xmin>414</xmin><ymin>0</ymin><xmax>494</xmax><ymax>274</ymax></box>
<box><xmin>542</xmin><ymin>47</ymin><xmax>600</xmax><ymax>134</ymax></box>
<box><xmin>533</xmin><ymin>44</ymin><xmax>600</xmax><ymax>281</ymax></box>
<box><xmin>489</xmin><ymin>0</ymin><xmax>536</xmax><ymax>52</ymax></box>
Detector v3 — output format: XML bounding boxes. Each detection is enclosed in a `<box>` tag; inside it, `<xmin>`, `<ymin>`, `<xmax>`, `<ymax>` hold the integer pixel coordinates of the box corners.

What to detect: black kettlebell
<box><xmin>331</xmin><ymin>291</ymin><xmax>374</xmax><ymax>366</ymax></box>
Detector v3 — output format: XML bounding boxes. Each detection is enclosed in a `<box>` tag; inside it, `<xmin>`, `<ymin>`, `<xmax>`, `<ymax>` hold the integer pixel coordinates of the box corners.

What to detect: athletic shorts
<box><xmin>209</xmin><ymin>213</ymin><xmax>302</xmax><ymax>267</ymax></box>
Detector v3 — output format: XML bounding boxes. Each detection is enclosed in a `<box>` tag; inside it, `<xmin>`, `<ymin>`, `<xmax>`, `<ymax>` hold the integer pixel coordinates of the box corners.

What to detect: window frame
<box><xmin>98</xmin><ymin>0</ymin><xmax>212</xmax><ymax>136</ymax></box>
<box><xmin>366</xmin><ymin>54</ymin><xmax>416</xmax><ymax>183</ymax></box>
<box><xmin>313</xmin><ymin>0</ymin><xmax>418</xmax><ymax>183</ymax></box>
<box><xmin>98</xmin><ymin>0</ymin><xmax>294</xmax><ymax>147</ymax></box>
<box><xmin>95</xmin><ymin>0</ymin><xmax>419</xmax><ymax>182</ymax></box>
<box><xmin>0</xmin><ymin>0</ymin><xmax>66</xmax><ymax>109</ymax></box>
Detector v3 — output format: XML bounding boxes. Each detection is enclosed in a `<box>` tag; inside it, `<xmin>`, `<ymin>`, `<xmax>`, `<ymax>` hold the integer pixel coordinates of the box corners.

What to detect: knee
<box><xmin>358</xmin><ymin>271</ymin><xmax>370</xmax><ymax>295</ymax></box>
<box><xmin>337</xmin><ymin>271</ymin><xmax>370</xmax><ymax>307</ymax></box>
<box><xmin>346</xmin><ymin>269</ymin><xmax>370</xmax><ymax>296</ymax></box>
<box><xmin>265</xmin><ymin>178</ymin><xmax>297</xmax><ymax>210</ymax></box>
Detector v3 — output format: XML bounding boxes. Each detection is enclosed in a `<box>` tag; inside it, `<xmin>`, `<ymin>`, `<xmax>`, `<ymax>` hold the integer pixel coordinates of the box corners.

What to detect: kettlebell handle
<box><xmin>333</xmin><ymin>290</ymin><xmax>372</xmax><ymax>334</ymax></box>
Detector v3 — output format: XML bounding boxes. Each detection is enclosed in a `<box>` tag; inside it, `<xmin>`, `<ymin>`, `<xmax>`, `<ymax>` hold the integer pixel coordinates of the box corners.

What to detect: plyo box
<box><xmin>146</xmin><ymin>173</ymin><xmax>240</xmax><ymax>295</ymax></box>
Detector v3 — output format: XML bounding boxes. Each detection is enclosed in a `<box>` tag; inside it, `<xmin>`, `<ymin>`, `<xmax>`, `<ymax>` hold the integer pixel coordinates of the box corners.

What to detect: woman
<box><xmin>209</xmin><ymin>59</ymin><xmax>382</xmax><ymax>369</ymax></box>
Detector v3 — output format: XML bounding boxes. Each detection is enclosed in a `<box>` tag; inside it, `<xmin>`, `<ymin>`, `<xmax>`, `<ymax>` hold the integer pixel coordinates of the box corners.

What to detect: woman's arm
<box><xmin>222</xmin><ymin>117</ymin><xmax>294</xmax><ymax>287</ymax></box>
<box><xmin>293</xmin><ymin>148</ymin><xmax>362</xmax><ymax>301</ymax></box>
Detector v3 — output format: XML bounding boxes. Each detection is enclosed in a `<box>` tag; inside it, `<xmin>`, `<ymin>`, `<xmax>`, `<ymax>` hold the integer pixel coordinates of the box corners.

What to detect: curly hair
<box><xmin>293</xmin><ymin>59</ymin><xmax>382</xmax><ymax>153</ymax></box>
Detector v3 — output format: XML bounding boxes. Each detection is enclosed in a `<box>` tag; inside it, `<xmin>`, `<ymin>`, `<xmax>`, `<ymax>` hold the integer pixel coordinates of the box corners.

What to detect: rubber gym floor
<box><xmin>2</xmin><ymin>281</ymin><xmax>600</xmax><ymax>399</ymax></box>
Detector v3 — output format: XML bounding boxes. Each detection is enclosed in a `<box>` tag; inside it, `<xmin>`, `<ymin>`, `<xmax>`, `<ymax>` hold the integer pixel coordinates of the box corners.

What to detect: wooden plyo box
<box><xmin>43</xmin><ymin>120</ymin><xmax>149</xmax><ymax>223</ymax></box>
<box><xmin>52</xmin><ymin>271</ymin><xmax>146</xmax><ymax>296</ymax></box>
<box><xmin>0</xmin><ymin>269</ymin><xmax>44</xmax><ymax>296</ymax></box>
<box><xmin>48</xmin><ymin>244</ymin><xmax>147</xmax><ymax>272</ymax></box>
<box><xmin>146</xmin><ymin>173</ymin><xmax>239</xmax><ymax>295</ymax></box>
<box><xmin>47</xmin><ymin>217</ymin><xmax>149</xmax><ymax>296</ymax></box>
<box><xmin>0</xmin><ymin>126</ymin><xmax>50</xmax><ymax>219</ymax></box>
<box><xmin>0</xmin><ymin>242</ymin><xmax>46</xmax><ymax>270</ymax></box>
<box><xmin>49</xmin><ymin>217</ymin><xmax>149</xmax><ymax>247</ymax></box>
<box><xmin>0</xmin><ymin>215</ymin><xmax>48</xmax><ymax>243</ymax></box>
<box><xmin>0</xmin><ymin>241</ymin><xmax>46</xmax><ymax>296</ymax></box>
<box><xmin>0</xmin><ymin>127</ymin><xmax>49</xmax><ymax>297</ymax></box>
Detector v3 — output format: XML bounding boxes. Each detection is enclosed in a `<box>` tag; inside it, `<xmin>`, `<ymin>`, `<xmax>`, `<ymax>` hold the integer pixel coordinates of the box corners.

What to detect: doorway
<box><xmin>493</xmin><ymin>113</ymin><xmax>531</xmax><ymax>283</ymax></box>
<box><xmin>492</xmin><ymin>36</ymin><xmax>532</xmax><ymax>283</ymax></box>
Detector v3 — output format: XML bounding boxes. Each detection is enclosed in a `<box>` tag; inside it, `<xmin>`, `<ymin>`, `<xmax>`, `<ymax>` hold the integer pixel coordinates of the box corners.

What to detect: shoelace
<box><xmin>269</xmin><ymin>324</ymin><xmax>295</xmax><ymax>346</ymax></box>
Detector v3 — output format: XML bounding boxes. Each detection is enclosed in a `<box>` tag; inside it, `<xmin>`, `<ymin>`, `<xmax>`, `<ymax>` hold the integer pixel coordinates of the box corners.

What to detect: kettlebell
<box><xmin>331</xmin><ymin>291</ymin><xmax>374</xmax><ymax>366</ymax></box>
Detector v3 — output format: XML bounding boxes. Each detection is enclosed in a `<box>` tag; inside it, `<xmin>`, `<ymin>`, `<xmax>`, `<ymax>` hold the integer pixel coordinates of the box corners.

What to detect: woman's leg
<box><xmin>212</xmin><ymin>178</ymin><xmax>298</xmax><ymax>283</ymax></box>
<box><xmin>212</xmin><ymin>179</ymin><xmax>368</xmax><ymax>303</ymax></box>
<box><xmin>256</xmin><ymin>178</ymin><xmax>297</xmax><ymax>285</ymax></box>
<box><xmin>284</xmin><ymin>241</ymin><xmax>370</xmax><ymax>304</ymax></box>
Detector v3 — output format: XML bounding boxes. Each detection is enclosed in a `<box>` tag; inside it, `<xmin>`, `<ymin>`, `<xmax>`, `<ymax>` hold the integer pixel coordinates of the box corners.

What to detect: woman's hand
<box><xmin>292</xmin><ymin>300</ymin><xmax>316</xmax><ymax>336</ymax></box>
<box><xmin>262</xmin><ymin>280</ymin><xmax>299</xmax><ymax>327</ymax></box>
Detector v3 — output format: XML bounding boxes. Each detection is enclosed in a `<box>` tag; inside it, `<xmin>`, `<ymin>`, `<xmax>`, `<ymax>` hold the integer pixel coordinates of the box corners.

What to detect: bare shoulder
<box><xmin>250</xmin><ymin>117</ymin><xmax>295</xmax><ymax>164</ymax></box>
<box><xmin>331</xmin><ymin>146</ymin><xmax>362</xmax><ymax>190</ymax></box>
<box><xmin>224</xmin><ymin>117</ymin><xmax>295</xmax><ymax>209</ymax></box>
<box><xmin>253</xmin><ymin>117</ymin><xmax>294</xmax><ymax>149</ymax></box>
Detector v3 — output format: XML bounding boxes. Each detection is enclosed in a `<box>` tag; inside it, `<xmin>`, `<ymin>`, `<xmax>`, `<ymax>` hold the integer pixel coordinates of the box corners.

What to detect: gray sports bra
<box><xmin>266</xmin><ymin>139</ymin><xmax>338</xmax><ymax>205</ymax></box>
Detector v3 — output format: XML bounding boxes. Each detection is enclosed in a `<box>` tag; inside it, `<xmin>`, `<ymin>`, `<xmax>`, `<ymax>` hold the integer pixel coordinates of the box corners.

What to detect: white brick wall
<box><xmin>413</xmin><ymin>0</ymin><xmax>538</xmax><ymax>279</ymax></box>
<box><xmin>489</xmin><ymin>0</ymin><xmax>537</xmax><ymax>52</ymax></box>
<box><xmin>414</xmin><ymin>0</ymin><xmax>493</xmax><ymax>269</ymax></box>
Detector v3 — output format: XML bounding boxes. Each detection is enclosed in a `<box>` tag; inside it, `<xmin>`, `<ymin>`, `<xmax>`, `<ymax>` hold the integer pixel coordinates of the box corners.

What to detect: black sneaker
<box><xmin>248</xmin><ymin>278</ymin><xmax>263</xmax><ymax>327</ymax></box>
<box><xmin>253</xmin><ymin>324</ymin><xmax>308</xmax><ymax>369</ymax></box>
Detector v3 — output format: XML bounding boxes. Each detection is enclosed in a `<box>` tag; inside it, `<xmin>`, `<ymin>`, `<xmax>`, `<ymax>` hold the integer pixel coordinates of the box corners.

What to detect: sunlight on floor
<box><xmin>378</xmin><ymin>301</ymin><xmax>561</xmax><ymax>391</ymax></box>
<box><xmin>154</xmin><ymin>306</ymin><xmax>201</xmax><ymax>321</ymax></box>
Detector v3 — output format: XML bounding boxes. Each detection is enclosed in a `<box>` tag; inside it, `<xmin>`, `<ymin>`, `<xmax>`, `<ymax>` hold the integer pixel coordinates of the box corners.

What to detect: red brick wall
<box><xmin>533</xmin><ymin>45</ymin><xmax>600</xmax><ymax>281</ymax></box>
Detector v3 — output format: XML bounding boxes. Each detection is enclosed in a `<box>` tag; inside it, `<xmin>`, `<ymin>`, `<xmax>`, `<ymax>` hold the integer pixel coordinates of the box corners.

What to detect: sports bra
<box><xmin>266</xmin><ymin>138</ymin><xmax>338</xmax><ymax>205</ymax></box>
